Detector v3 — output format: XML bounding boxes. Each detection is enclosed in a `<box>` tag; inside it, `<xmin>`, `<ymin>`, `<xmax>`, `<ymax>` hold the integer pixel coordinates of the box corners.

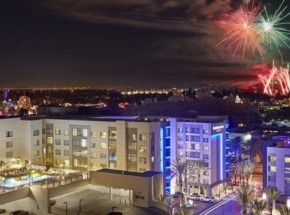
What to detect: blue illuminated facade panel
<box><xmin>160</xmin><ymin>124</ymin><xmax>171</xmax><ymax>194</ymax></box>
<box><xmin>225</xmin><ymin>124</ymin><xmax>230</xmax><ymax>178</ymax></box>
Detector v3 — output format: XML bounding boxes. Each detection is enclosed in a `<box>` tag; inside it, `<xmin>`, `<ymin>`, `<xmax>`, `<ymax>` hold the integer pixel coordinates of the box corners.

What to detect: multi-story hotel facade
<box><xmin>0</xmin><ymin>115</ymin><xmax>228</xmax><ymax>196</ymax></box>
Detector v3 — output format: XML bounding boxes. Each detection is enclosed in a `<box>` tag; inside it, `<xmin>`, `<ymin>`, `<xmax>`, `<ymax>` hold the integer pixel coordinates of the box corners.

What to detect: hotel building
<box><xmin>263</xmin><ymin>136</ymin><xmax>290</xmax><ymax>195</ymax></box>
<box><xmin>0</xmin><ymin>115</ymin><xmax>228</xmax><ymax>196</ymax></box>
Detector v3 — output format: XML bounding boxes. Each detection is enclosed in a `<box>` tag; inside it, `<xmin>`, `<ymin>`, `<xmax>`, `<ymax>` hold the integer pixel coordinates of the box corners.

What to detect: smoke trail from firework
<box><xmin>217</xmin><ymin>3</ymin><xmax>265</xmax><ymax>58</ymax></box>
<box><xmin>256</xmin><ymin>0</ymin><xmax>290</xmax><ymax>61</ymax></box>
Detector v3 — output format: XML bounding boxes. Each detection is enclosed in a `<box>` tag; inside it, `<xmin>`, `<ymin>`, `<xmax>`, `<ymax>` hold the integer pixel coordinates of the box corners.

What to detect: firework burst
<box><xmin>217</xmin><ymin>4</ymin><xmax>265</xmax><ymax>58</ymax></box>
<box><xmin>256</xmin><ymin>0</ymin><xmax>290</xmax><ymax>60</ymax></box>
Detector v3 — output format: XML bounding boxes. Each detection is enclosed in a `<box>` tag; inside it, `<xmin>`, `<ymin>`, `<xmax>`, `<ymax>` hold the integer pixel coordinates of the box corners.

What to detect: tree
<box><xmin>277</xmin><ymin>205</ymin><xmax>290</xmax><ymax>215</ymax></box>
<box><xmin>266</xmin><ymin>186</ymin><xmax>281</xmax><ymax>215</ymax></box>
<box><xmin>229</xmin><ymin>137</ymin><xmax>245</xmax><ymax>185</ymax></box>
<box><xmin>250</xmin><ymin>199</ymin><xmax>267</xmax><ymax>215</ymax></box>
<box><xmin>192</xmin><ymin>160</ymin><xmax>209</xmax><ymax>195</ymax></box>
<box><xmin>171</xmin><ymin>157</ymin><xmax>187</xmax><ymax>206</ymax></box>
<box><xmin>243</xmin><ymin>139</ymin><xmax>262</xmax><ymax>162</ymax></box>
<box><xmin>236</xmin><ymin>160</ymin><xmax>256</xmax><ymax>185</ymax></box>
<box><xmin>28</xmin><ymin>169</ymin><xmax>35</xmax><ymax>185</ymax></box>
<box><xmin>236</xmin><ymin>184</ymin><xmax>254</xmax><ymax>215</ymax></box>
<box><xmin>0</xmin><ymin>161</ymin><xmax>5</xmax><ymax>171</ymax></box>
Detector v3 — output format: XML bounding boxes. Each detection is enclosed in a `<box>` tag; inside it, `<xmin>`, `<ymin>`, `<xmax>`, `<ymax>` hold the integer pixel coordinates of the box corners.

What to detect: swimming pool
<box><xmin>1</xmin><ymin>174</ymin><xmax>52</xmax><ymax>188</ymax></box>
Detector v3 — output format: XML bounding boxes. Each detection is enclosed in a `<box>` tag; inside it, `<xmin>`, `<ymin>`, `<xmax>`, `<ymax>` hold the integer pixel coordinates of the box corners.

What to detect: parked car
<box><xmin>172</xmin><ymin>191</ymin><xmax>184</xmax><ymax>198</ymax></box>
<box><xmin>9</xmin><ymin>210</ymin><xmax>29</xmax><ymax>215</ymax></box>
<box><xmin>187</xmin><ymin>193</ymin><xmax>201</xmax><ymax>201</ymax></box>
<box><xmin>200</xmin><ymin>196</ymin><xmax>215</xmax><ymax>203</ymax></box>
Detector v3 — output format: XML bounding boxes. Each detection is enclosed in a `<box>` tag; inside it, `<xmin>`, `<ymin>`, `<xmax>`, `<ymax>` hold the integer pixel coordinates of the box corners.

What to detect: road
<box><xmin>198</xmin><ymin>194</ymin><xmax>242</xmax><ymax>215</ymax></box>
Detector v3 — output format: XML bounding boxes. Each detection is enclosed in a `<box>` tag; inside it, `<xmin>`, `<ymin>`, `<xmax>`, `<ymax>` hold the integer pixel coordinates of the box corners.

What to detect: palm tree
<box><xmin>266</xmin><ymin>186</ymin><xmax>281</xmax><ymax>215</ymax></box>
<box><xmin>171</xmin><ymin>157</ymin><xmax>187</xmax><ymax>206</ymax></box>
<box><xmin>192</xmin><ymin>160</ymin><xmax>209</xmax><ymax>195</ymax></box>
<box><xmin>236</xmin><ymin>184</ymin><xmax>254</xmax><ymax>215</ymax></box>
<box><xmin>277</xmin><ymin>205</ymin><xmax>290</xmax><ymax>215</ymax></box>
<box><xmin>250</xmin><ymin>199</ymin><xmax>267</xmax><ymax>215</ymax></box>
<box><xmin>183</xmin><ymin>160</ymin><xmax>194</xmax><ymax>194</ymax></box>
<box><xmin>236</xmin><ymin>160</ymin><xmax>256</xmax><ymax>185</ymax></box>
<box><xmin>243</xmin><ymin>139</ymin><xmax>262</xmax><ymax>162</ymax></box>
<box><xmin>229</xmin><ymin>137</ymin><xmax>245</xmax><ymax>185</ymax></box>
<box><xmin>0</xmin><ymin>161</ymin><xmax>5</xmax><ymax>171</ymax></box>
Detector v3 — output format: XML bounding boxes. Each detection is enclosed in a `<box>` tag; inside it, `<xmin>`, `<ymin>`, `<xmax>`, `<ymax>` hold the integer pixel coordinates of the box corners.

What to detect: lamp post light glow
<box><xmin>287</xmin><ymin>197</ymin><xmax>290</xmax><ymax>209</ymax></box>
<box><xmin>262</xmin><ymin>193</ymin><xmax>267</xmax><ymax>201</ymax></box>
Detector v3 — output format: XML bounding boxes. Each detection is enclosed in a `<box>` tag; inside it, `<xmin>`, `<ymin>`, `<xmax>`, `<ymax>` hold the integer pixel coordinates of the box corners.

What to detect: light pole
<box><xmin>79</xmin><ymin>199</ymin><xmax>83</xmax><ymax>214</ymax></box>
<box><xmin>287</xmin><ymin>197</ymin><xmax>290</xmax><ymax>209</ymax></box>
<box><xmin>63</xmin><ymin>202</ymin><xmax>68</xmax><ymax>215</ymax></box>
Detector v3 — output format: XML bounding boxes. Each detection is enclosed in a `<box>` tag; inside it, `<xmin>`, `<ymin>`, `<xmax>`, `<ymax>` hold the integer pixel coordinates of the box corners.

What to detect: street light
<box><xmin>286</xmin><ymin>197</ymin><xmax>290</xmax><ymax>209</ymax></box>
<box><xmin>63</xmin><ymin>202</ymin><xmax>68</xmax><ymax>215</ymax></box>
<box><xmin>79</xmin><ymin>199</ymin><xmax>83</xmax><ymax>213</ymax></box>
<box><xmin>262</xmin><ymin>193</ymin><xmax>267</xmax><ymax>201</ymax></box>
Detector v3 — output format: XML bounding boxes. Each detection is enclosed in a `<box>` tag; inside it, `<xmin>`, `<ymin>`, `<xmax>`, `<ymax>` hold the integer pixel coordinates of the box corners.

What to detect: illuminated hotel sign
<box><xmin>212</xmin><ymin>125</ymin><xmax>225</xmax><ymax>132</ymax></box>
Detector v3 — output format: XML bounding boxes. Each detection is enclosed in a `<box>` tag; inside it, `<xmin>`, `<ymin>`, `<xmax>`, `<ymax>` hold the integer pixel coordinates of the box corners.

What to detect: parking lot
<box><xmin>51</xmin><ymin>186</ymin><xmax>167</xmax><ymax>215</ymax></box>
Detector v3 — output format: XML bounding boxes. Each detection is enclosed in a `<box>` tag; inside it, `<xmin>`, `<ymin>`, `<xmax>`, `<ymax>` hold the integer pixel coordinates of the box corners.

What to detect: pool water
<box><xmin>1</xmin><ymin>175</ymin><xmax>52</xmax><ymax>188</ymax></box>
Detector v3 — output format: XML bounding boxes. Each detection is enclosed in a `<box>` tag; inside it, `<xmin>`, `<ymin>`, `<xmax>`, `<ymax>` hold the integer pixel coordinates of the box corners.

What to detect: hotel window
<box><xmin>64</xmin><ymin>130</ymin><xmax>69</xmax><ymax>136</ymax></box>
<box><xmin>6</xmin><ymin>131</ymin><xmax>13</xmax><ymax>137</ymax></box>
<box><xmin>285</xmin><ymin>157</ymin><xmax>290</xmax><ymax>163</ymax></box>
<box><xmin>191</xmin><ymin>136</ymin><xmax>200</xmax><ymax>142</ymax></box>
<box><xmin>91</xmin><ymin>143</ymin><xmax>96</xmax><ymax>148</ymax></box>
<box><xmin>100</xmin><ymin>142</ymin><xmax>107</xmax><ymax>149</ymax></box>
<box><xmin>72</xmin><ymin>128</ymin><xmax>88</xmax><ymax>137</ymax></box>
<box><xmin>47</xmin><ymin>137</ymin><xmax>53</xmax><ymax>144</ymax></box>
<box><xmin>6</xmin><ymin>151</ymin><xmax>13</xmax><ymax>158</ymax></box>
<box><xmin>128</xmin><ymin>143</ymin><xmax>137</xmax><ymax>151</ymax></box>
<box><xmin>195</xmin><ymin>144</ymin><xmax>200</xmax><ymax>150</ymax></box>
<box><xmin>72</xmin><ymin>139</ymin><xmax>87</xmax><ymax>147</ymax></box>
<box><xmin>269</xmin><ymin>166</ymin><xmax>276</xmax><ymax>172</ymax></box>
<box><xmin>190</xmin><ymin>128</ymin><xmax>200</xmax><ymax>134</ymax></box>
<box><xmin>46</xmin><ymin>127</ymin><xmax>53</xmax><ymax>135</ymax></box>
<box><xmin>203</xmin><ymin>129</ymin><xmax>209</xmax><ymax>134</ymax></box>
<box><xmin>91</xmin><ymin>152</ymin><xmax>97</xmax><ymax>159</ymax></box>
<box><xmin>64</xmin><ymin>150</ymin><xmax>70</xmax><ymax>156</ymax></box>
<box><xmin>128</xmin><ymin>165</ymin><xmax>137</xmax><ymax>172</ymax></box>
<box><xmin>100</xmin><ymin>164</ymin><xmax>107</xmax><ymax>169</ymax></box>
<box><xmin>203</xmin><ymin>138</ymin><xmax>209</xmax><ymax>143</ymax></box>
<box><xmin>42</xmin><ymin>129</ymin><xmax>46</xmax><ymax>134</ymax></box>
<box><xmin>139</xmin><ymin>168</ymin><xmax>147</xmax><ymax>172</ymax></box>
<box><xmin>55</xmin><ymin>139</ymin><xmax>61</xmax><ymax>145</ymax></box>
<box><xmin>139</xmin><ymin>157</ymin><xmax>147</xmax><ymax>164</ymax></box>
<box><xmin>178</xmin><ymin>136</ymin><xmax>183</xmax><ymax>141</ymax></box>
<box><xmin>100</xmin><ymin>153</ymin><xmax>107</xmax><ymax>160</ymax></box>
<box><xmin>109</xmin><ymin>152</ymin><xmax>117</xmax><ymax>161</ymax></box>
<box><xmin>139</xmin><ymin>134</ymin><xmax>147</xmax><ymax>141</ymax></box>
<box><xmin>55</xmin><ymin>129</ymin><xmax>61</xmax><ymax>135</ymax></box>
<box><xmin>203</xmin><ymin>171</ymin><xmax>209</xmax><ymax>176</ymax></box>
<box><xmin>128</xmin><ymin>154</ymin><xmax>137</xmax><ymax>162</ymax></box>
<box><xmin>177</xmin><ymin>128</ymin><xmax>183</xmax><ymax>133</ymax></box>
<box><xmin>268</xmin><ymin>156</ymin><xmax>276</xmax><ymax>162</ymax></box>
<box><xmin>55</xmin><ymin>159</ymin><xmax>61</xmax><ymax>165</ymax></box>
<box><xmin>33</xmin><ymin>150</ymin><xmax>40</xmax><ymax>156</ymax></box>
<box><xmin>33</xmin><ymin>130</ymin><xmax>40</xmax><ymax>136</ymax></box>
<box><xmin>55</xmin><ymin>149</ymin><xmax>61</xmax><ymax>155</ymax></box>
<box><xmin>109</xmin><ymin>130</ymin><xmax>117</xmax><ymax>139</ymax></box>
<box><xmin>128</xmin><ymin>133</ymin><xmax>137</xmax><ymax>141</ymax></box>
<box><xmin>100</xmin><ymin>132</ymin><xmax>107</xmax><ymax>138</ymax></box>
<box><xmin>203</xmin><ymin>179</ymin><xmax>209</xmax><ymax>184</ymax></box>
<box><xmin>203</xmin><ymin>154</ymin><xmax>209</xmax><ymax>159</ymax></box>
<box><xmin>108</xmin><ymin>141</ymin><xmax>116</xmax><ymax>150</ymax></box>
<box><xmin>268</xmin><ymin>175</ymin><xmax>276</xmax><ymax>182</ymax></box>
<box><xmin>109</xmin><ymin>162</ymin><xmax>116</xmax><ymax>169</ymax></box>
<box><xmin>33</xmin><ymin>140</ymin><xmax>40</xmax><ymax>146</ymax></box>
<box><xmin>6</xmin><ymin>141</ymin><xmax>13</xmax><ymax>148</ymax></box>
<box><xmin>203</xmin><ymin>146</ymin><xmax>209</xmax><ymax>151</ymax></box>
<box><xmin>177</xmin><ymin>144</ymin><xmax>183</xmax><ymax>149</ymax></box>
<box><xmin>64</xmin><ymin>140</ymin><xmax>69</xmax><ymax>146</ymax></box>
<box><xmin>91</xmin><ymin>131</ymin><xmax>97</xmax><ymax>137</ymax></box>
<box><xmin>139</xmin><ymin>145</ymin><xmax>147</xmax><ymax>153</ymax></box>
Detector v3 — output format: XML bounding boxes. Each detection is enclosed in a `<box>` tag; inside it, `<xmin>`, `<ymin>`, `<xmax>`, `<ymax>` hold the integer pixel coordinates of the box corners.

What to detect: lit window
<box><xmin>91</xmin><ymin>131</ymin><xmax>97</xmax><ymax>137</ymax></box>
<box><xmin>269</xmin><ymin>166</ymin><xmax>276</xmax><ymax>172</ymax></box>
<box><xmin>139</xmin><ymin>134</ymin><xmax>147</xmax><ymax>141</ymax></box>
<box><xmin>100</xmin><ymin>142</ymin><xmax>107</xmax><ymax>149</ymax></box>
<box><xmin>269</xmin><ymin>156</ymin><xmax>276</xmax><ymax>162</ymax></box>
<box><xmin>139</xmin><ymin>157</ymin><xmax>147</xmax><ymax>164</ymax></box>
<box><xmin>100</xmin><ymin>153</ymin><xmax>107</xmax><ymax>160</ymax></box>
<box><xmin>285</xmin><ymin>157</ymin><xmax>290</xmax><ymax>163</ymax></box>
<box><xmin>33</xmin><ymin>150</ymin><xmax>40</xmax><ymax>156</ymax></box>
<box><xmin>203</xmin><ymin>146</ymin><xmax>209</xmax><ymax>151</ymax></box>
<box><xmin>64</xmin><ymin>130</ymin><xmax>69</xmax><ymax>136</ymax></box>
<box><xmin>55</xmin><ymin>129</ymin><xmax>61</xmax><ymax>135</ymax></box>
<box><xmin>139</xmin><ymin>145</ymin><xmax>147</xmax><ymax>153</ymax></box>
<box><xmin>100</xmin><ymin>132</ymin><xmax>107</xmax><ymax>138</ymax></box>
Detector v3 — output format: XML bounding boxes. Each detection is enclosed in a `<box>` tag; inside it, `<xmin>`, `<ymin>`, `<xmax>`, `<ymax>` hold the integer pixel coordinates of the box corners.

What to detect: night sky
<box><xmin>0</xmin><ymin>0</ymin><xmax>289</xmax><ymax>88</ymax></box>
